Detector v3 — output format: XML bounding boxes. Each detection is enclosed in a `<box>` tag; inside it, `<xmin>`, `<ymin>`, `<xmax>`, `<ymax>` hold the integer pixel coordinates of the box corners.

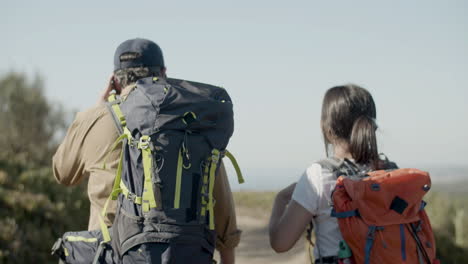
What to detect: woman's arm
<box><xmin>269</xmin><ymin>183</ymin><xmax>314</xmax><ymax>253</ymax></box>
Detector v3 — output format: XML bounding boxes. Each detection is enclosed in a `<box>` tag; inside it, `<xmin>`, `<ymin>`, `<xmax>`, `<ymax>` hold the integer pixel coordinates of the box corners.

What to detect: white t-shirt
<box><xmin>292</xmin><ymin>162</ymin><xmax>343</xmax><ymax>259</ymax></box>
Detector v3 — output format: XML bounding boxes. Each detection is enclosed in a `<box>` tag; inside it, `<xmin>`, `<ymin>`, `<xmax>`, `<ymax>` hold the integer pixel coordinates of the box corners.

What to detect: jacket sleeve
<box><xmin>213</xmin><ymin>161</ymin><xmax>242</xmax><ymax>250</ymax></box>
<box><xmin>52</xmin><ymin>105</ymin><xmax>120</xmax><ymax>187</ymax></box>
<box><xmin>52</xmin><ymin>111</ymin><xmax>89</xmax><ymax>186</ymax></box>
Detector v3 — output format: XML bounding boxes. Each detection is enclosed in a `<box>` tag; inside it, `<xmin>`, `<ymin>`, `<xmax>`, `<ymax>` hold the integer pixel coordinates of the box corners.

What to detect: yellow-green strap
<box><xmin>65</xmin><ymin>236</ymin><xmax>98</xmax><ymax>243</ymax></box>
<box><xmin>98</xmin><ymin>144</ymin><xmax>126</xmax><ymax>244</ymax></box>
<box><xmin>123</xmin><ymin>127</ymin><xmax>133</xmax><ymax>140</ymax></box>
<box><xmin>207</xmin><ymin>149</ymin><xmax>220</xmax><ymax>230</ymax></box>
<box><xmin>120</xmin><ymin>181</ymin><xmax>142</xmax><ymax>204</ymax></box>
<box><xmin>102</xmin><ymin>116</ymin><xmax>134</xmax><ymax>170</ymax></box>
<box><xmin>103</xmin><ymin>88</ymin><xmax>134</xmax><ymax>171</ymax></box>
<box><xmin>99</xmin><ymin>167</ymin><xmax>120</xmax><ymax>243</ymax></box>
<box><xmin>108</xmin><ymin>92</ymin><xmax>118</xmax><ymax>103</ymax></box>
<box><xmin>108</xmin><ymin>93</ymin><xmax>127</xmax><ymax>126</ymax></box>
<box><xmin>200</xmin><ymin>160</ymin><xmax>210</xmax><ymax>217</ymax></box>
<box><xmin>99</xmin><ymin>197</ymin><xmax>112</xmax><ymax>243</ymax></box>
<box><xmin>224</xmin><ymin>150</ymin><xmax>245</xmax><ymax>184</ymax></box>
<box><xmin>139</xmin><ymin>135</ymin><xmax>157</xmax><ymax>212</ymax></box>
<box><xmin>109</xmin><ymin>142</ymin><xmax>126</xmax><ymax>200</ymax></box>
<box><xmin>102</xmin><ymin>133</ymin><xmax>126</xmax><ymax>170</ymax></box>
<box><xmin>96</xmin><ymin>92</ymin><xmax>133</xmax><ymax>244</ymax></box>
<box><xmin>174</xmin><ymin>148</ymin><xmax>183</xmax><ymax>209</ymax></box>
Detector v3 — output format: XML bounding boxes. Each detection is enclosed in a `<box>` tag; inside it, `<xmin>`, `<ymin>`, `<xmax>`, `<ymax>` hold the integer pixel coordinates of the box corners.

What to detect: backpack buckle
<box><xmin>51</xmin><ymin>238</ymin><xmax>65</xmax><ymax>259</ymax></box>
<box><xmin>211</xmin><ymin>149</ymin><xmax>220</xmax><ymax>163</ymax></box>
<box><xmin>366</xmin><ymin>226</ymin><xmax>378</xmax><ymax>240</ymax></box>
<box><xmin>138</xmin><ymin>136</ymin><xmax>151</xmax><ymax>150</ymax></box>
<box><xmin>127</xmin><ymin>192</ymin><xmax>137</xmax><ymax>201</ymax></box>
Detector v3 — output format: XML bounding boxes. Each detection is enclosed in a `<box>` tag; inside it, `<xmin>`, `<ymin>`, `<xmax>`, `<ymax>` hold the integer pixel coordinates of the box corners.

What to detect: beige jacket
<box><xmin>52</xmin><ymin>85</ymin><xmax>241</xmax><ymax>250</ymax></box>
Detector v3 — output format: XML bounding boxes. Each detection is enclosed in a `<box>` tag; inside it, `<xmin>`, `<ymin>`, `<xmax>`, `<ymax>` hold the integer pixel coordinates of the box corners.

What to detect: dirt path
<box><xmin>216</xmin><ymin>208</ymin><xmax>310</xmax><ymax>264</ymax></box>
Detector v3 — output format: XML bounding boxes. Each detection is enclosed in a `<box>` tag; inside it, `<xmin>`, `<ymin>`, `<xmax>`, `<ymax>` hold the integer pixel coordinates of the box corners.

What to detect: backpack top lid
<box><xmin>334</xmin><ymin>168</ymin><xmax>431</xmax><ymax>226</ymax></box>
<box><xmin>120</xmin><ymin>77</ymin><xmax>234</xmax><ymax>150</ymax></box>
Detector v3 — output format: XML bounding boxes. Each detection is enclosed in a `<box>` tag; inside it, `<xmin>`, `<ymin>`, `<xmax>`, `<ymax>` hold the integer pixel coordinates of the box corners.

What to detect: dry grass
<box><xmin>231</xmin><ymin>190</ymin><xmax>468</xmax><ymax>264</ymax></box>
<box><xmin>228</xmin><ymin>191</ymin><xmax>309</xmax><ymax>264</ymax></box>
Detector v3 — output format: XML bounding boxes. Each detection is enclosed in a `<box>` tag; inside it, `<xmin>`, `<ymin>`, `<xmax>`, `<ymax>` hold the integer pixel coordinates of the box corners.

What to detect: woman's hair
<box><xmin>321</xmin><ymin>84</ymin><xmax>378</xmax><ymax>167</ymax></box>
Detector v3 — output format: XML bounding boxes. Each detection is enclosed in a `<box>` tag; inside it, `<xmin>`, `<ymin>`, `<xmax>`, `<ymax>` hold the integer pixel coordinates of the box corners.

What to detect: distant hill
<box><xmin>227</xmin><ymin>166</ymin><xmax>468</xmax><ymax>192</ymax></box>
<box><xmin>424</xmin><ymin>166</ymin><xmax>468</xmax><ymax>183</ymax></box>
<box><xmin>432</xmin><ymin>179</ymin><xmax>468</xmax><ymax>194</ymax></box>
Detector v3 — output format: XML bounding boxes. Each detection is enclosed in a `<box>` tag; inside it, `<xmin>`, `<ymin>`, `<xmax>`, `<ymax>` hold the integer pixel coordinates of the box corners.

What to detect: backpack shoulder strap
<box><xmin>105</xmin><ymin>92</ymin><xmax>125</xmax><ymax>135</ymax></box>
<box><xmin>377</xmin><ymin>153</ymin><xmax>399</xmax><ymax>170</ymax></box>
<box><xmin>317</xmin><ymin>157</ymin><xmax>365</xmax><ymax>179</ymax></box>
<box><xmin>316</xmin><ymin>157</ymin><xmax>343</xmax><ymax>172</ymax></box>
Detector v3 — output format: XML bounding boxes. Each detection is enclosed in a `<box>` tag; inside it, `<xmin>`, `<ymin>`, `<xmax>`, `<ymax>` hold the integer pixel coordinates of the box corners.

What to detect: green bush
<box><xmin>425</xmin><ymin>191</ymin><xmax>468</xmax><ymax>263</ymax></box>
<box><xmin>0</xmin><ymin>73</ymin><xmax>89</xmax><ymax>264</ymax></box>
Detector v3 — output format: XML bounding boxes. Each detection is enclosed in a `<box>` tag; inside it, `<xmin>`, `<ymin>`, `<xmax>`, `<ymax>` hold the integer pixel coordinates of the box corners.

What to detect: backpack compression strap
<box><xmin>224</xmin><ymin>150</ymin><xmax>245</xmax><ymax>184</ymax></box>
<box><xmin>138</xmin><ymin>135</ymin><xmax>158</xmax><ymax>212</ymax></box>
<box><xmin>200</xmin><ymin>158</ymin><xmax>210</xmax><ymax>220</ymax></box>
<box><xmin>173</xmin><ymin>147</ymin><xmax>185</xmax><ymax>209</ymax></box>
<box><xmin>208</xmin><ymin>149</ymin><xmax>221</xmax><ymax>230</ymax></box>
<box><xmin>173</xmin><ymin>140</ymin><xmax>200</xmax><ymax>209</ymax></box>
<box><xmin>198</xmin><ymin>149</ymin><xmax>244</xmax><ymax>230</ymax></box>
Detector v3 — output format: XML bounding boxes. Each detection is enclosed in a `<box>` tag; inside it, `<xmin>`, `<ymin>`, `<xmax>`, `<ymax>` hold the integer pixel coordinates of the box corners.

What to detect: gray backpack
<box><xmin>52</xmin><ymin>77</ymin><xmax>243</xmax><ymax>264</ymax></box>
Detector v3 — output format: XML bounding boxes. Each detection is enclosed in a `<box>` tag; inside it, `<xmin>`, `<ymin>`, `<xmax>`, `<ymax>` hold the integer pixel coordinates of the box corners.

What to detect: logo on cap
<box><xmin>119</xmin><ymin>52</ymin><xmax>142</xmax><ymax>62</ymax></box>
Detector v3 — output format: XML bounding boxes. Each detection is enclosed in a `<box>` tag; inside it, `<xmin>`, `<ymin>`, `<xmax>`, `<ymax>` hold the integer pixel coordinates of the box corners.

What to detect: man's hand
<box><xmin>97</xmin><ymin>75</ymin><xmax>121</xmax><ymax>105</ymax></box>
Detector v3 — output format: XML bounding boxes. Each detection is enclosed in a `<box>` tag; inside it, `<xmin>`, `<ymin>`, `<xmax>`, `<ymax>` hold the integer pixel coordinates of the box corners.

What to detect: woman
<box><xmin>269</xmin><ymin>84</ymin><xmax>384</xmax><ymax>263</ymax></box>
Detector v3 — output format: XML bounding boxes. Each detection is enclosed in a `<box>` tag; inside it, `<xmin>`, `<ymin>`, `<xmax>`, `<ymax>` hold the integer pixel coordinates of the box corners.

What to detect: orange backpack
<box><xmin>323</xmin><ymin>158</ymin><xmax>439</xmax><ymax>264</ymax></box>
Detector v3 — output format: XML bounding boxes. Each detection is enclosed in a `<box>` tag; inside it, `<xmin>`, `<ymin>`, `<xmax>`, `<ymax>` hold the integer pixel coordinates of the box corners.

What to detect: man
<box><xmin>53</xmin><ymin>38</ymin><xmax>240</xmax><ymax>263</ymax></box>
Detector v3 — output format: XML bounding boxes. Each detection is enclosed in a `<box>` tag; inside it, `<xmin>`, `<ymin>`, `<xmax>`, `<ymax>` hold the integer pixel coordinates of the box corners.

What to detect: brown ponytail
<box><xmin>349</xmin><ymin>115</ymin><xmax>378</xmax><ymax>167</ymax></box>
<box><xmin>321</xmin><ymin>84</ymin><xmax>378</xmax><ymax>167</ymax></box>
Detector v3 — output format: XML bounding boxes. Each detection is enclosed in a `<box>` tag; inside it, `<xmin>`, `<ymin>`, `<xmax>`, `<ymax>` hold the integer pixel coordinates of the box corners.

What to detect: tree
<box><xmin>0</xmin><ymin>72</ymin><xmax>89</xmax><ymax>263</ymax></box>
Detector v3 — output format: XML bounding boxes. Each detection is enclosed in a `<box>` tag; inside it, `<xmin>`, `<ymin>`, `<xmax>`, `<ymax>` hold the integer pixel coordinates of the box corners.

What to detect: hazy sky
<box><xmin>1</xmin><ymin>1</ymin><xmax>467</xmax><ymax>188</ymax></box>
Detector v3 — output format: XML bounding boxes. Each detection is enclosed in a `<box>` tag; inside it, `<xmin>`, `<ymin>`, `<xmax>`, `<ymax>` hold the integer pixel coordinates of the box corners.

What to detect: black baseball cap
<box><xmin>114</xmin><ymin>38</ymin><xmax>165</xmax><ymax>71</ymax></box>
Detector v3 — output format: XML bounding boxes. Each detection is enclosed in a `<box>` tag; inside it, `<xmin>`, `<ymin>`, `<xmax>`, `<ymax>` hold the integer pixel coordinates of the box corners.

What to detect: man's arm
<box><xmin>52</xmin><ymin>111</ymin><xmax>90</xmax><ymax>186</ymax></box>
<box><xmin>214</xmin><ymin>162</ymin><xmax>241</xmax><ymax>264</ymax></box>
<box><xmin>218</xmin><ymin>247</ymin><xmax>235</xmax><ymax>264</ymax></box>
<box><xmin>53</xmin><ymin>75</ymin><xmax>121</xmax><ymax>186</ymax></box>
